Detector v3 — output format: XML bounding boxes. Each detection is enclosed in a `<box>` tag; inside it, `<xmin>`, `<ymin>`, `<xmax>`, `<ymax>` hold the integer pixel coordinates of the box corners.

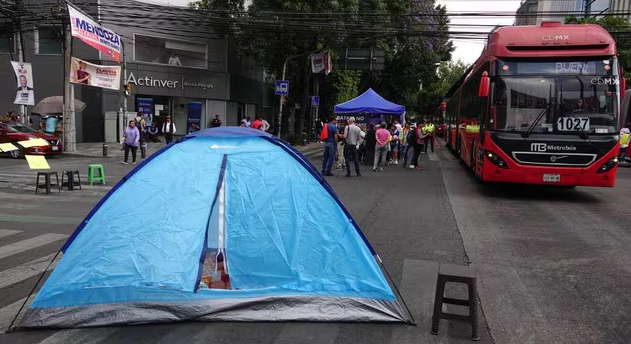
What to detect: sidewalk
<box><xmin>66</xmin><ymin>141</ymin><xmax>324</xmax><ymax>159</ymax></box>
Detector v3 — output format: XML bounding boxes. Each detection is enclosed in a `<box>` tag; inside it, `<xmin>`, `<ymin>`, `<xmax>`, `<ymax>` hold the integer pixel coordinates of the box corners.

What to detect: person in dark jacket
<box><xmin>364</xmin><ymin>123</ymin><xmax>377</xmax><ymax>166</ymax></box>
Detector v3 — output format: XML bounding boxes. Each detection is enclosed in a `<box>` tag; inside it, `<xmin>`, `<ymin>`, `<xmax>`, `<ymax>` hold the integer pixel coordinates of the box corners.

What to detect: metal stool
<box><xmin>61</xmin><ymin>170</ymin><xmax>82</xmax><ymax>191</ymax></box>
<box><xmin>36</xmin><ymin>172</ymin><xmax>60</xmax><ymax>194</ymax></box>
<box><xmin>431</xmin><ymin>264</ymin><xmax>479</xmax><ymax>341</ymax></box>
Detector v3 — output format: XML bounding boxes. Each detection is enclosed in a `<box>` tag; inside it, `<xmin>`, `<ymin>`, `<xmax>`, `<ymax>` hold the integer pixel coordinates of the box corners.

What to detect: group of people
<box><xmin>239</xmin><ymin>115</ymin><xmax>272</xmax><ymax>132</ymax></box>
<box><xmin>320</xmin><ymin>117</ymin><xmax>438</xmax><ymax>177</ymax></box>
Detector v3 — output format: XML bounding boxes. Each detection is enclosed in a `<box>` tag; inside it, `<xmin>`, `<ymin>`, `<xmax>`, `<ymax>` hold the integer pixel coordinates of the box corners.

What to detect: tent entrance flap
<box><xmin>197</xmin><ymin>154</ymin><xmax>231</xmax><ymax>291</ymax></box>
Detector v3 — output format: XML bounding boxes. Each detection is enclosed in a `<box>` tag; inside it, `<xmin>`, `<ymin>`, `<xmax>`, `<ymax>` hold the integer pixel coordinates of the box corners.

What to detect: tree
<box><xmin>565</xmin><ymin>16</ymin><xmax>631</xmax><ymax>79</ymax></box>
<box><xmin>427</xmin><ymin>59</ymin><xmax>469</xmax><ymax>103</ymax></box>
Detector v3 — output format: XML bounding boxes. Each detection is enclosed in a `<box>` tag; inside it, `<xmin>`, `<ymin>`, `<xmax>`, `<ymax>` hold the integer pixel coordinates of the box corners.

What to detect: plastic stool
<box><xmin>61</xmin><ymin>170</ymin><xmax>82</xmax><ymax>191</ymax></box>
<box><xmin>36</xmin><ymin>172</ymin><xmax>60</xmax><ymax>194</ymax></box>
<box><xmin>431</xmin><ymin>264</ymin><xmax>479</xmax><ymax>341</ymax></box>
<box><xmin>87</xmin><ymin>164</ymin><xmax>106</xmax><ymax>185</ymax></box>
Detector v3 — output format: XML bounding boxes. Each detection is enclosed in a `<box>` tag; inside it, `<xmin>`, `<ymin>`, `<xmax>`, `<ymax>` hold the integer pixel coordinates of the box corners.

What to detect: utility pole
<box><xmin>584</xmin><ymin>0</ymin><xmax>597</xmax><ymax>18</ymax></box>
<box><xmin>63</xmin><ymin>22</ymin><xmax>76</xmax><ymax>152</ymax></box>
<box><xmin>14</xmin><ymin>0</ymin><xmax>26</xmax><ymax>125</ymax></box>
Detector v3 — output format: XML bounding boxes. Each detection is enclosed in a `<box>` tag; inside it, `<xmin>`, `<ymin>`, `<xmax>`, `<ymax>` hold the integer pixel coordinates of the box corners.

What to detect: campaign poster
<box><xmin>69</xmin><ymin>57</ymin><xmax>121</xmax><ymax>90</ymax></box>
<box><xmin>187</xmin><ymin>102</ymin><xmax>203</xmax><ymax>132</ymax></box>
<box><xmin>11</xmin><ymin>61</ymin><xmax>34</xmax><ymax>106</ymax></box>
<box><xmin>136</xmin><ymin>97</ymin><xmax>154</xmax><ymax>125</ymax></box>
<box><xmin>68</xmin><ymin>4</ymin><xmax>121</xmax><ymax>62</ymax></box>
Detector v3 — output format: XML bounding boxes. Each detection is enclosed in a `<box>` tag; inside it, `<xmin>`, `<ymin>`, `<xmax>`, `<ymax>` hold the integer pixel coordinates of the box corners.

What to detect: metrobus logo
<box><xmin>542</xmin><ymin>34</ymin><xmax>570</xmax><ymax>41</ymax></box>
<box><xmin>531</xmin><ymin>143</ymin><xmax>577</xmax><ymax>152</ymax></box>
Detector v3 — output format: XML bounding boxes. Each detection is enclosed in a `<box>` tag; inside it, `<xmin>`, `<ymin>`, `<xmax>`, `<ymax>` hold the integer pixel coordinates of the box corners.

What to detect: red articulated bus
<box><xmin>444</xmin><ymin>22</ymin><xmax>624</xmax><ymax>187</ymax></box>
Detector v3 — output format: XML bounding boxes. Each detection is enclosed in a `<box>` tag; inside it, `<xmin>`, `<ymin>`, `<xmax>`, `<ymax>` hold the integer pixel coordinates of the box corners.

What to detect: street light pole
<box><xmin>276</xmin><ymin>49</ymin><xmax>322</xmax><ymax>140</ymax></box>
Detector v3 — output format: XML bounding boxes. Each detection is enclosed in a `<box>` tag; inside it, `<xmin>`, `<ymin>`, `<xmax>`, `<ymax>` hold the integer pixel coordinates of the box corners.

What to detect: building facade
<box><xmin>611</xmin><ymin>0</ymin><xmax>631</xmax><ymax>21</ymax></box>
<box><xmin>0</xmin><ymin>0</ymin><xmax>271</xmax><ymax>142</ymax></box>
<box><xmin>515</xmin><ymin>0</ymin><xmax>611</xmax><ymax>26</ymax></box>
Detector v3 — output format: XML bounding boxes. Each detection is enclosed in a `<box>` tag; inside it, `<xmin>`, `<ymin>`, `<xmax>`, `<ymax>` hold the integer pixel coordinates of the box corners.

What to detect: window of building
<box><xmin>134</xmin><ymin>34</ymin><xmax>207</xmax><ymax>69</ymax></box>
<box><xmin>0</xmin><ymin>27</ymin><xmax>15</xmax><ymax>54</ymax></box>
<box><xmin>36</xmin><ymin>27</ymin><xmax>63</xmax><ymax>55</ymax></box>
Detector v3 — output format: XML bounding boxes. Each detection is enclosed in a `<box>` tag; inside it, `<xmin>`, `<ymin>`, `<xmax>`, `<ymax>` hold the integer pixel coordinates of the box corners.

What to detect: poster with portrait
<box><xmin>69</xmin><ymin>57</ymin><xmax>121</xmax><ymax>90</ymax></box>
<box><xmin>11</xmin><ymin>61</ymin><xmax>34</xmax><ymax>106</ymax></box>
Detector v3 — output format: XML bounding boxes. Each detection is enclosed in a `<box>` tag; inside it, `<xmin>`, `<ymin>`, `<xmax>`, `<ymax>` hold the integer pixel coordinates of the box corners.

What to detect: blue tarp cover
<box><xmin>334</xmin><ymin>88</ymin><xmax>405</xmax><ymax>115</ymax></box>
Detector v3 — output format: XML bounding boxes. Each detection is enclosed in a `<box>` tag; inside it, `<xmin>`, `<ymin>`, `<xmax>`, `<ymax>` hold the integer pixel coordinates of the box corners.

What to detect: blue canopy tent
<box><xmin>334</xmin><ymin>88</ymin><xmax>405</xmax><ymax>124</ymax></box>
<box><xmin>16</xmin><ymin>127</ymin><xmax>413</xmax><ymax>329</ymax></box>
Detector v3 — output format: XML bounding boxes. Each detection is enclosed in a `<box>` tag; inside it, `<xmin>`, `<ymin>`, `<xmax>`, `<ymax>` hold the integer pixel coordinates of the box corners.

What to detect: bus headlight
<box><xmin>597</xmin><ymin>157</ymin><xmax>618</xmax><ymax>173</ymax></box>
<box><xmin>485</xmin><ymin>150</ymin><xmax>508</xmax><ymax>169</ymax></box>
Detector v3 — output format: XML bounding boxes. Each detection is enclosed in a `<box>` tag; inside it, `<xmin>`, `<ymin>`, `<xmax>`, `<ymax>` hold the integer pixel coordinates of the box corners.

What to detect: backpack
<box><xmin>319</xmin><ymin>124</ymin><xmax>329</xmax><ymax>141</ymax></box>
<box><xmin>407</xmin><ymin>128</ymin><xmax>417</xmax><ymax>145</ymax></box>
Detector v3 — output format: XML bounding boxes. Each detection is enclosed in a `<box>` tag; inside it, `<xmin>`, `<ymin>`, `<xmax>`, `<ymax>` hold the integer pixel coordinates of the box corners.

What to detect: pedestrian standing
<box><xmin>358</xmin><ymin>124</ymin><xmax>367</xmax><ymax>163</ymax></box>
<box><xmin>388</xmin><ymin>124</ymin><xmax>400</xmax><ymax>165</ymax></box>
<box><xmin>410</xmin><ymin>121</ymin><xmax>427</xmax><ymax>170</ymax></box>
<box><xmin>335</xmin><ymin>122</ymin><xmax>347</xmax><ymax>170</ymax></box>
<box><xmin>122</xmin><ymin>120</ymin><xmax>140</xmax><ymax>165</ymax></box>
<box><xmin>343</xmin><ymin>117</ymin><xmax>362</xmax><ymax>177</ymax></box>
<box><xmin>364</xmin><ymin>123</ymin><xmax>376</xmax><ymax>166</ymax></box>
<box><xmin>400</xmin><ymin>122</ymin><xmax>412</xmax><ymax>166</ymax></box>
<box><xmin>320</xmin><ymin>118</ymin><xmax>339</xmax><ymax>176</ymax></box>
<box><xmin>210</xmin><ymin>115</ymin><xmax>222</xmax><ymax>127</ymax></box>
<box><xmin>424</xmin><ymin>118</ymin><xmax>436</xmax><ymax>153</ymax></box>
<box><xmin>162</xmin><ymin>116</ymin><xmax>176</xmax><ymax>145</ymax></box>
<box><xmin>373</xmin><ymin>122</ymin><xmax>390</xmax><ymax>172</ymax></box>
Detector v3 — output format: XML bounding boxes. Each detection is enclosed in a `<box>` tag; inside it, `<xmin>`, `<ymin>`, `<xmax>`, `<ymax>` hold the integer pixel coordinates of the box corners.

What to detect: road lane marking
<box><xmin>0</xmin><ymin>229</ymin><xmax>21</xmax><ymax>239</ymax></box>
<box><xmin>0</xmin><ymin>295</ymin><xmax>35</xmax><ymax>335</ymax></box>
<box><xmin>0</xmin><ymin>233</ymin><xmax>68</xmax><ymax>260</ymax></box>
<box><xmin>0</xmin><ymin>214</ymin><xmax>83</xmax><ymax>225</ymax></box>
<box><xmin>0</xmin><ymin>253</ymin><xmax>60</xmax><ymax>289</ymax></box>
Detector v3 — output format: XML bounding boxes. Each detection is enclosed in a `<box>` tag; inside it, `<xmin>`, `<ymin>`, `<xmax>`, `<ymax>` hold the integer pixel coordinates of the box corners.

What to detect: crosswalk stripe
<box><xmin>0</xmin><ymin>295</ymin><xmax>35</xmax><ymax>335</ymax></box>
<box><xmin>0</xmin><ymin>233</ymin><xmax>68</xmax><ymax>260</ymax></box>
<box><xmin>0</xmin><ymin>229</ymin><xmax>22</xmax><ymax>239</ymax></box>
<box><xmin>427</xmin><ymin>152</ymin><xmax>439</xmax><ymax>161</ymax></box>
<box><xmin>37</xmin><ymin>328</ymin><xmax>116</xmax><ymax>344</ymax></box>
<box><xmin>0</xmin><ymin>253</ymin><xmax>60</xmax><ymax>290</ymax></box>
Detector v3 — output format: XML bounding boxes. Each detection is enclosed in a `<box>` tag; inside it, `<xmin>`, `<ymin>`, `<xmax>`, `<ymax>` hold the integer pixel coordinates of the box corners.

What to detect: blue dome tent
<box><xmin>17</xmin><ymin>127</ymin><xmax>413</xmax><ymax>328</ymax></box>
<box><xmin>334</xmin><ymin>88</ymin><xmax>406</xmax><ymax>124</ymax></box>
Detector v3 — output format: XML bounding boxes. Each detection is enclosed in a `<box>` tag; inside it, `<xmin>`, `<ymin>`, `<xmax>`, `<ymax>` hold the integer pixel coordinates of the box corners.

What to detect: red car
<box><xmin>0</xmin><ymin>122</ymin><xmax>63</xmax><ymax>158</ymax></box>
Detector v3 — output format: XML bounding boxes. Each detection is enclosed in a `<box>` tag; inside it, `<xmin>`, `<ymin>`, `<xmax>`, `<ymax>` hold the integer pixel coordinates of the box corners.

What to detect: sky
<box><xmin>137</xmin><ymin>0</ymin><xmax>523</xmax><ymax>65</ymax></box>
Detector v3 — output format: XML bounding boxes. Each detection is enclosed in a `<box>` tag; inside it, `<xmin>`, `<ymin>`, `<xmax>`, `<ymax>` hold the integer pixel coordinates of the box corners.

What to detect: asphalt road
<box><xmin>0</xmin><ymin>142</ymin><xmax>629</xmax><ymax>344</ymax></box>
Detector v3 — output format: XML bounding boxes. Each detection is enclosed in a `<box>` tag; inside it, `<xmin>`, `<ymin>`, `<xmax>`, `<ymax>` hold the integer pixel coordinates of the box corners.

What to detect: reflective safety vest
<box><xmin>621</xmin><ymin>133</ymin><xmax>631</xmax><ymax>146</ymax></box>
<box><xmin>465</xmin><ymin>124</ymin><xmax>480</xmax><ymax>133</ymax></box>
<box><xmin>426</xmin><ymin>124</ymin><xmax>435</xmax><ymax>133</ymax></box>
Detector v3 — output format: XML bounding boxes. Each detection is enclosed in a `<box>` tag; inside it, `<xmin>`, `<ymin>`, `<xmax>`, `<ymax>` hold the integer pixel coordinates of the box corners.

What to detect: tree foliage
<box><xmin>427</xmin><ymin>59</ymin><xmax>469</xmax><ymax>102</ymax></box>
<box><xmin>565</xmin><ymin>16</ymin><xmax>631</xmax><ymax>79</ymax></box>
<box><xmin>190</xmin><ymin>0</ymin><xmax>454</xmax><ymax>136</ymax></box>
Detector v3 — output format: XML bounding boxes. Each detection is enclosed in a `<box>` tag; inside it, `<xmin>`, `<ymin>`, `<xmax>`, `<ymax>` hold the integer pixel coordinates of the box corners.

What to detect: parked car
<box><xmin>0</xmin><ymin>122</ymin><xmax>63</xmax><ymax>158</ymax></box>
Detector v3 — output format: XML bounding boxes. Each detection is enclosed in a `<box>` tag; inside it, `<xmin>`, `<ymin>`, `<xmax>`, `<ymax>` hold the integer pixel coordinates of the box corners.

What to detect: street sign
<box><xmin>275</xmin><ymin>80</ymin><xmax>289</xmax><ymax>95</ymax></box>
<box><xmin>311</xmin><ymin>96</ymin><xmax>319</xmax><ymax>107</ymax></box>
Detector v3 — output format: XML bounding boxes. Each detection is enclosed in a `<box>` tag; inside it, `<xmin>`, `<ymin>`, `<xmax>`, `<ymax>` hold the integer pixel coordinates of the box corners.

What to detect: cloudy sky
<box><xmin>136</xmin><ymin>0</ymin><xmax>522</xmax><ymax>64</ymax></box>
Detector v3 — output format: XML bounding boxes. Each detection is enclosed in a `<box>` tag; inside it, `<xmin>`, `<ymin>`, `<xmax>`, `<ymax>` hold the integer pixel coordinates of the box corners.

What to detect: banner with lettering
<box><xmin>311</xmin><ymin>51</ymin><xmax>332</xmax><ymax>74</ymax></box>
<box><xmin>11</xmin><ymin>61</ymin><xmax>34</xmax><ymax>106</ymax></box>
<box><xmin>68</xmin><ymin>4</ymin><xmax>121</xmax><ymax>62</ymax></box>
<box><xmin>69</xmin><ymin>57</ymin><xmax>121</xmax><ymax>90</ymax></box>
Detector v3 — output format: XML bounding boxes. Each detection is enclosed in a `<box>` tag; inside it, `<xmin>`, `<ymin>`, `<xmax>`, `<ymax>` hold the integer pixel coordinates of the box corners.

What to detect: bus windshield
<box><xmin>492</xmin><ymin>58</ymin><xmax>619</xmax><ymax>135</ymax></box>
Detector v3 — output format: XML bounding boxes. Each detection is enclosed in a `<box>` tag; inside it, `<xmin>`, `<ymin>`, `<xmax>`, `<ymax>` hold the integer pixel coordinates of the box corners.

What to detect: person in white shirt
<box><xmin>162</xmin><ymin>116</ymin><xmax>176</xmax><ymax>145</ymax></box>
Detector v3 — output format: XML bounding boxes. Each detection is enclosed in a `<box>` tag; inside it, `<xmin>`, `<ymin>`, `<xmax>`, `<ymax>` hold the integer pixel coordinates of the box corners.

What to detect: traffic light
<box><xmin>124</xmin><ymin>84</ymin><xmax>131</xmax><ymax>97</ymax></box>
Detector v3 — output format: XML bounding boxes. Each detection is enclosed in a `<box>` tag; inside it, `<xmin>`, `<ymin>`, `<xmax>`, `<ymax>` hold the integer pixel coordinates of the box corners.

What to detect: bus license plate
<box><xmin>543</xmin><ymin>174</ymin><xmax>560</xmax><ymax>182</ymax></box>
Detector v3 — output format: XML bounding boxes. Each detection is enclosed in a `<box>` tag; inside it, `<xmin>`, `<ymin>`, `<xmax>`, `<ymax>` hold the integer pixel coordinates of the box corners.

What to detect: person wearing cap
<box><xmin>162</xmin><ymin>116</ymin><xmax>176</xmax><ymax>145</ymax></box>
<box><xmin>342</xmin><ymin>117</ymin><xmax>362</xmax><ymax>177</ymax></box>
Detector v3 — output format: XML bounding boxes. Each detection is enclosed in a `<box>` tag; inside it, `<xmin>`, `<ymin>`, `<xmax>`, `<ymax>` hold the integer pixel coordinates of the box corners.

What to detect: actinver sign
<box><xmin>127</xmin><ymin>72</ymin><xmax>179</xmax><ymax>89</ymax></box>
<box><xmin>531</xmin><ymin>143</ymin><xmax>577</xmax><ymax>152</ymax></box>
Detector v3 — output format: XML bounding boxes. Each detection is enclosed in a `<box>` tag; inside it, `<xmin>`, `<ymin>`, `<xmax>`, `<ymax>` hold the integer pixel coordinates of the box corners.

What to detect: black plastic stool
<box><xmin>61</xmin><ymin>170</ymin><xmax>82</xmax><ymax>191</ymax></box>
<box><xmin>430</xmin><ymin>263</ymin><xmax>479</xmax><ymax>341</ymax></box>
<box><xmin>36</xmin><ymin>172</ymin><xmax>60</xmax><ymax>194</ymax></box>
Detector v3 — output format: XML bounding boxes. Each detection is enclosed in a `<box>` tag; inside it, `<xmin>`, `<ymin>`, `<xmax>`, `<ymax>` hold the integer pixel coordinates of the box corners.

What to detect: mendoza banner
<box><xmin>11</xmin><ymin>61</ymin><xmax>34</xmax><ymax>106</ymax></box>
<box><xmin>69</xmin><ymin>57</ymin><xmax>121</xmax><ymax>90</ymax></box>
<box><xmin>68</xmin><ymin>4</ymin><xmax>121</xmax><ymax>62</ymax></box>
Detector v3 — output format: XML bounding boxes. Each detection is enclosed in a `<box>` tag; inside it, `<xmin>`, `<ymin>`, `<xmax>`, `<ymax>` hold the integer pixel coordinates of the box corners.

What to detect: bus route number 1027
<box><xmin>556</xmin><ymin>117</ymin><xmax>590</xmax><ymax>132</ymax></box>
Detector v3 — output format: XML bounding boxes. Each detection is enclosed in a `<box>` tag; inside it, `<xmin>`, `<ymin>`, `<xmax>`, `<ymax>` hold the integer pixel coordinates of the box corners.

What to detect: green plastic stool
<box><xmin>87</xmin><ymin>164</ymin><xmax>106</xmax><ymax>185</ymax></box>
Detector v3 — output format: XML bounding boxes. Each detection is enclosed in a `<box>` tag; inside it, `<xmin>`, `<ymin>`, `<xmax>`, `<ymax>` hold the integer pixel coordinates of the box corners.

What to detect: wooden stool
<box><xmin>61</xmin><ymin>170</ymin><xmax>82</xmax><ymax>191</ymax></box>
<box><xmin>430</xmin><ymin>264</ymin><xmax>479</xmax><ymax>341</ymax></box>
<box><xmin>36</xmin><ymin>172</ymin><xmax>60</xmax><ymax>194</ymax></box>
